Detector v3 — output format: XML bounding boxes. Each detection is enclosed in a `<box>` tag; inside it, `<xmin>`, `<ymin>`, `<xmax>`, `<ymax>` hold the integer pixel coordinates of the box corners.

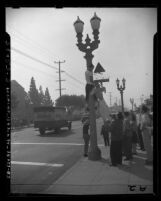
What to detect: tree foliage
<box><xmin>44</xmin><ymin>87</ymin><xmax>53</xmax><ymax>106</ymax></box>
<box><xmin>28</xmin><ymin>77</ymin><xmax>41</xmax><ymax>107</ymax></box>
<box><xmin>55</xmin><ymin>94</ymin><xmax>85</xmax><ymax>109</ymax></box>
<box><xmin>39</xmin><ymin>85</ymin><xmax>45</xmax><ymax>105</ymax></box>
<box><xmin>11</xmin><ymin>92</ymin><xmax>19</xmax><ymax>110</ymax></box>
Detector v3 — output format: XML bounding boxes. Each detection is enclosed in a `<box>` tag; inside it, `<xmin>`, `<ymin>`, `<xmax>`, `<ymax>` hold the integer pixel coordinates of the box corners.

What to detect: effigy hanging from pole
<box><xmin>91</xmin><ymin>62</ymin><xmax>111</xmax><ymax>121</ymax></box>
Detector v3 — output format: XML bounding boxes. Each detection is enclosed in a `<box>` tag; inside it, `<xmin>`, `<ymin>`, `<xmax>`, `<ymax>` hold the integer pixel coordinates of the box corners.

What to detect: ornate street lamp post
<box><xmin>73</xmin><ymin>13</ymin><xmax>101</xmax><ymax>160</ymax></box>
<box><xmin>116</xmin><ymin>78</ymin><xmax>126</xmax><ymax>116</ymax></box>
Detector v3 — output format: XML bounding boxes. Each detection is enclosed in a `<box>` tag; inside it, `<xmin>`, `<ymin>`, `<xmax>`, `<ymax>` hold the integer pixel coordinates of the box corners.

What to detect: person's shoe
<box><xmin>124</xmin><ymin>157</ymin><xmax>130</xmax><ymax>161</ymax></box>
<box><xmin>141</xmin><ymin>148</ymin><xmax>145</xmax><ymax>151</ymax></box>
<box><xmin>84</xmin><ymin>154</ymin><xmax>88</xmax><ymax>157</ymax></box>
<box><xmin>145</xmin><ymin>160</ymin><xmax>153</xmax><ymax>165</ymax></box>
<box><xmin>117</xmin><ymin>163</ymin><xmax>122</xmax><ymax>167</ymax></box>
<box><xmin>132</xmin><ymin>152</ymin><xmax>137</xmax><ymax>155</ymax></box>
<box><xmin>110</xmin><ymin>164</ymin><xmax>117</xmax><ymax>167</ymax></box>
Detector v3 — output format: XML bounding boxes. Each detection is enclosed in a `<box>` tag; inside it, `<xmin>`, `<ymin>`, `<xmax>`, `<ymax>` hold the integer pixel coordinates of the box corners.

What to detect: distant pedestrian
<box><xmin>82</xmin><ymin>118</ymin><xmax>90</xmax><ymax>157</ymax></box>
<box><xmin>123</xmin><ymin>112</ymin><xmax>133</xmax><ymax>161</ymax></box>
<box><xmin>136</xmin><ymin>109</ymin><xmax>145</xmax><ymax>151</ymax></box>
<box><xmin>101</xmin><ymin>120</ymin><xmax>110</xmax><ymax>147</ymax></box>
<box><xmin>141</xmin><ymin>105</ymin><xmax>153</xmax><ymax>165</ymax></box>
<box><xmin>109</xmin><ymin>112</ymin><xmax>123</xmax><ymax>166</ymax></box>
<box><xmin>131</xmin><ymin>112</ymin><xmax>138</xmax><ymax>155</ymax></box>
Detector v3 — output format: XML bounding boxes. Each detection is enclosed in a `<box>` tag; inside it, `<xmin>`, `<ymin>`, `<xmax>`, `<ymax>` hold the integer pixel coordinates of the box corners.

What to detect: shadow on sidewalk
<box><xmin>118</xmin><ymin>156</ymin><xmax>153</xmax><ymax>182</ymax></box>
<box><xmin>38</xmin><ymin>129</ymin><xmax>75</xmax><ymax>138</ymax></box>
<box><xmin>98</xmin><ymin>152</ymin><xmax>152</xmax><ymax>182</ymax></box>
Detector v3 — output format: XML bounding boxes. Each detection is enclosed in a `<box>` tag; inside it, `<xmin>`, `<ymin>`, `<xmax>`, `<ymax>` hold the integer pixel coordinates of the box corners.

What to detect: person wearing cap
<box><xmin>141</xmin><ymin>105</ymin><xmax>153</xmax><ymax>165</ymax></box>
<box><xmin>82</xmin><ymin>118</ymin><xmax>90</xmax><ymax>157</ymax></box>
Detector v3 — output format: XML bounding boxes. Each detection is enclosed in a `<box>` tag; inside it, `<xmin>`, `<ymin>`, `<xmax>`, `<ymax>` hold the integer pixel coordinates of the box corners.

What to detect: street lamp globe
<box><xmin>116</xmin><ymin>78</ymin><xmax>119</xmax><ymax>87</ymax></box>
<box><xmin>122</xmin><ymin>78</ymin><xmax>126</xmax><ymax>88</ymax></box>
<box><xmin>73</xmin><ymin>16</ymin><xmax>84</xmax><ymax>34</ymax></box>
<box><xmin>90</xmin><ymin>12</ymin><xmax>101</xmax><ymax>31</ymax></box>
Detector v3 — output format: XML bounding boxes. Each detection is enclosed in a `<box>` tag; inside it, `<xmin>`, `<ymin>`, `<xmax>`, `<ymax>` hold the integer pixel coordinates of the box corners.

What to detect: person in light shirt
<box><xmin>141</xmin><ymin>105</ymin><xmax>153</xmax><ymax>165</ymax></box>
<box><xmin>136</xmin><ymin>109</ymin><xmax>145</xmax><ymax>151</ymax></box>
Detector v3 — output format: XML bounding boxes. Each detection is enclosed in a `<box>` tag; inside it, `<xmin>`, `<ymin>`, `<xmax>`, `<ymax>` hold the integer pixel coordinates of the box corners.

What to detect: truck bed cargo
<box><xmin>33</xmin><ymin>106</ymin><xmax>72</xmax><ymax>135</ymax></box>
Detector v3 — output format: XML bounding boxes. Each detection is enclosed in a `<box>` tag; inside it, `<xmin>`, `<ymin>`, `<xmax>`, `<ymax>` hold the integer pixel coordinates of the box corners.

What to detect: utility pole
<box><xmin>54</xmin><ymin>60</ymin><xmax>66</xmax><ymax>97</ymax></box>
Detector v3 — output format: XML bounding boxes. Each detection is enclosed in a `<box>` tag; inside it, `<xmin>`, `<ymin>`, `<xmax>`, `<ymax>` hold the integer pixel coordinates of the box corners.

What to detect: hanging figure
<box><xmin>91</xmin><ymin>82</ymin><xmax>111</xmax><ymax>121</ymax></box>
<box><xmin>85</xmin><ymin>65</ymin><xmax>98</xmax><ymax>111</ymax></box>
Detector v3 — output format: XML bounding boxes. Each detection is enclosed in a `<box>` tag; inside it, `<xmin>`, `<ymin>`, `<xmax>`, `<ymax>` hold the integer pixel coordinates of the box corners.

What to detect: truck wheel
<box><xmin>55</xmin><ymin>128</ymin><xmax>60</xmax><ymax>133</ymax></box>
<box><xmin>68</xmin><ymin>122</ymin><xmax>72</xmax><ymax>130</ymax></box>
<box><xmin>39</xmin><ymin>128</ymin><xmax>45</xmax><ymax>135</ymax></box>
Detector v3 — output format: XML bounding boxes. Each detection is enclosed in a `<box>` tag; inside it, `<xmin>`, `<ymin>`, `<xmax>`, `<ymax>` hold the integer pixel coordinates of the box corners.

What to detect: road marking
<box><xmin>11</xmin><ymin>161</ymin><xmax>64</xmax><ymax>167</ymax></box>
<box><xmin>12</xmin><ymin>150</ymin><xmax>18</xmax><ymax>155</ymax></box>
<box><xmin>11</xmin><ymin>142</ymin><xmax>104</xmax><ymax>147</ymax></box>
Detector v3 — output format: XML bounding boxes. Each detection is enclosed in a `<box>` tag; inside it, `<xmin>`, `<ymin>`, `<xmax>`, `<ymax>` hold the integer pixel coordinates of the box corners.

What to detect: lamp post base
<box><xmin>88</xmin><ymin>146</ymin><xmax>101</xmax><ymax>161</ymax></box>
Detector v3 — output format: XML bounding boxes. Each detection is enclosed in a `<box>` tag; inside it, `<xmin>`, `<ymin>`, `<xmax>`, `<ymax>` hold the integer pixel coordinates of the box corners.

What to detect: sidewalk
<box><xmin>43</xmin><ymin>146</ymin><xmax>153</xmax><ymax>195</ymax></box>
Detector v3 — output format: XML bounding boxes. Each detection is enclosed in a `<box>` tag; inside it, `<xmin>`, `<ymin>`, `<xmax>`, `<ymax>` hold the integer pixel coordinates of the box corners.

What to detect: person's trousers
<box><xmin>124</xmin><ymin>136</ymin><xmax>132</xmax><ymax>159</ymax></box>
<box><xmin>110</xmin><ymin>140</ymin><xmax>122</xmax><ymax>165</ymax></box>
<box><xmin>137</xmin><ymin>125</ymin><xmax>145</xmax><ymax>150</ymax></box>
<box><xmin>132</xmin><ymin>143</ymin><xmax>137</xmax><ymax>153</ymax></box>
<box><xmin>83</xmin><ymin>135</ymin><xmax>90</xmax><ymax>155</ymax></box>
<box><xmin>103</xmin><ymin>134</ymin><xmax>110</xmax><ymax>146</ymax></box>
<box><xmin>142</xmin><ymin>129</ymin><xmax>153</xmax><ymax>161</ymax></box>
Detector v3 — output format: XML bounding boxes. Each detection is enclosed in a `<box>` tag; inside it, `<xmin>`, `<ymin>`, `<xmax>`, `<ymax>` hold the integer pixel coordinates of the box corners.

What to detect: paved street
<box><xmin>11</xmin><ymin>118</ymin><xmax>153</xmax><ymax>194</ymax></box>
<box><xmin>11</xmin><ymin>119</ymin><xmax>103</xmax><ymax>194</ymax></box>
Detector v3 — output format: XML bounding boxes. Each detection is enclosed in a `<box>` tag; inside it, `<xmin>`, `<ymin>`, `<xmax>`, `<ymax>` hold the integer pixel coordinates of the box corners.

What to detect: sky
<box><xmin>6</xmin><ymin>7</ymin><xmax>157</xmax><ymax>109</ymax></box>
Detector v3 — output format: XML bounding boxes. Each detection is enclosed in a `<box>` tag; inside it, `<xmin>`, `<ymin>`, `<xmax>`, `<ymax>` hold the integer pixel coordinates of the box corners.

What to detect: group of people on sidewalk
<box><xmin>83</xmin><ymin>65</ymin><xmax>153</xmax><ymax>166</ymax></box>
<box><xmin>82</xmin><ymin>104</ymin><xmax>153</xmax><ymax>167</ymax></box>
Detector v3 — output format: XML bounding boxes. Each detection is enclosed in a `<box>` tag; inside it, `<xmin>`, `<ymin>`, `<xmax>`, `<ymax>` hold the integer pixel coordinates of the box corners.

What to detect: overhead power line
<box><xmin>11</xmin><ymin>47</ymin><xmax>58</xmax><ymax>70</ymax></box>
<box><xmin>7</xmin><ymin>25</ymin><xmax>57</xmax><ymax>58</ymax></box>
<box><xmin>64</xmin><ymin>72</ymin><xmax>85</xmax><ymax>85</ymax></box>
<box><xmin>12</xmin><ymin>60</ymin><xmax>58</xmax><ymax>80</ymax></box>
<box><xmin>8</xmin><ymin>25</ymin><xmax>86</xmax><ymax>87</ymax></box>
<box><xmin>11</xmin><ymin>47</ymin><xmax>85</xmax><ymax>87</ymax></box>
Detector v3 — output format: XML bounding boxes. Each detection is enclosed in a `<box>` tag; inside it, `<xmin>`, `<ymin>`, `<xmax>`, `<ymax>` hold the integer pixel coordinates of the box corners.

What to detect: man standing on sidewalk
<box><xmin>100</xmin><ymin>120</ymin><xmax>110</xmax><ymax>147</ymax></box>
<box><xmin>109</xmin><ymin>112</ymin><xmax>123</xmax><ymax>166</ymax></box>
<box><xmin>141</xmin><ymin>105</ymin><xmax>153</xmax><ymax>165</ymax></box>
<box><xmin>82</xmin><ymin>118</ymin><xmax>90</xmax><ymax>157</ymax></box>
<box><xmin>123</xmin><ymin>112</ymin><xmax>133</xmax><ymax>161</ymax></box>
